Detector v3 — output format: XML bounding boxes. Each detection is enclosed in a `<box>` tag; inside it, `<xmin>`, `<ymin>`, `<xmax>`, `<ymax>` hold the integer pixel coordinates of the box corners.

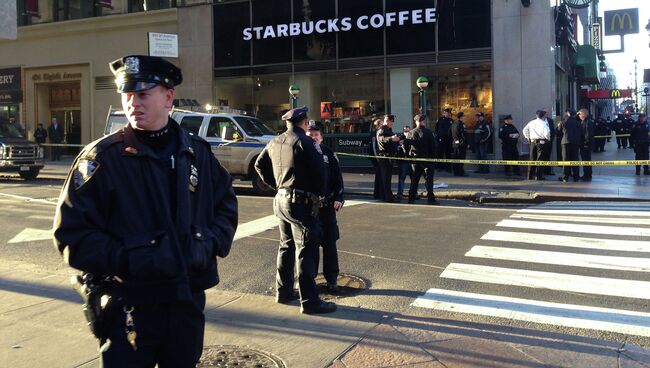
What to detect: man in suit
<box><xmin>48</xmin><ymin>117</ymin><xmax>65</xmax><ymax>161</ymax></box>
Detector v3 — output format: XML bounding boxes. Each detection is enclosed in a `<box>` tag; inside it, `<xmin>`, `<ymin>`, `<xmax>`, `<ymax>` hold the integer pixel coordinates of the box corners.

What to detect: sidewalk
<box><xmin>2</xmin><ymin>261</ymin><xmax>649</xmax><ymax>368</ymax></box>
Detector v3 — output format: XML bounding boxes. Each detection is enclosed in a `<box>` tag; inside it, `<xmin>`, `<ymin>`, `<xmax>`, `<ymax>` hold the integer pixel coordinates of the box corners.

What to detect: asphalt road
<box><xmin>2</xmin><ymin>177</ymin><xmax>650</xmax><ymax>348</ymax></box>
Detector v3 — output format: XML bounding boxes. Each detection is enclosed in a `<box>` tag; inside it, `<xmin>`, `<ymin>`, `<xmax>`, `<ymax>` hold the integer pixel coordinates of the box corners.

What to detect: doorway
<box><xmin>49</xmin><ymin>82</ymin><xmax>81</xmax><ymax>156</ymax></box>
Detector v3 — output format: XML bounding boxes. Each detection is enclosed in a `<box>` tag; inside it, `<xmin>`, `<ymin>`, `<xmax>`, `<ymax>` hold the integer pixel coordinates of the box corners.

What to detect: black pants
<box><xmin>561</xmin><ymin>144</ymin><xmax>580</xmax><ymax>180</ymax></box>
<box><xmin>409</xmin><ymin>163</ymin><xmax>434</xmax><ymax>201</ymax></box>
<box><xmin>542</xmin><ymin>138</ymin><xmax>553</xmax><ymax>174</ymax></box>
<box><xmin>579</xmin><ymin>145</ymin><xmax>592</xmax><ymax>178</ymax></box>
<box><xmin>51</xmin><ymin>143</ymin><xmax>62</xmax><ymax>161</ymax></box>
<box><xmin>319</xmin><ymin>206</ymin><xmax>340</xmax><ymax>285</ymax></box>
<box><xmin>436</xmin><ymin>139</ymin><xmax>452</xmax><ymax>171</ymax></box>
<box><xmin>100</xmin><ymin>291</ymin><xmax>206</xmax><ymax>368</ymax></box>
<box><xmin>452</xmin><ymin>143</ymin><xmax>467</xmax><ymax>176</ymax></box>
<box><xmin>635</xmin><ymin>142</ymin><xmax>650</xmax><ymax>173</ymax></box>
<box><xmin>528</xmin><ymin>140</ymin><xmax>547</xmax><ymax>180</ymax></box>
<box><xmin>502</xmin><ymin>144</ymin><xmax>520</xmax><ymax>175</ymax></box>
<box><xmin>371</xmin><ymin>159</ymin><xmax>382</xmax><ymax>199</ymax></box>
<box><xmin>476</xmin><ymin>142</ymin><xmax>490</xmax><ymax>173</ymax></box>
<box><xmin>274</xmin><ymin>196</ymin><xmax>322</xmax><ymax>306</ymax></box>
<box><xmin>594</xmin><ymin>138</ymin><xmax>606</xmax><ymax>152</ymax></box>
<box><xmin>377</xmin><ymin>157</ymin><xmax>394</xmax><ymax>202</ymax></box>
<box><xmin>617</xmin><ymin>135</ymin><xmax>628</xmax><ymax>148</ymax></box>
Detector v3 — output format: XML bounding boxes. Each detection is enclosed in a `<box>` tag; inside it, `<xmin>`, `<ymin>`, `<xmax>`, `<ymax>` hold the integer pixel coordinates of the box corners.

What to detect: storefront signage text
<box><xmin>243</xmin><ymin>8</ymin><xmax>436</xmax><ymax>41</ymax></box>
<box><xmin>0</xmin><ymin>67</ymin><xmax>21</xmax><ymax>91</ymax></box>
<box><xmin>338</xmin><ymin>139</ymin><xmax>364</xmax><ymax>147</ymax></box>
<box><xmin>31</xmin><ymin>72</ymin><xmax>82</xmax><ymax>81</ymax></box>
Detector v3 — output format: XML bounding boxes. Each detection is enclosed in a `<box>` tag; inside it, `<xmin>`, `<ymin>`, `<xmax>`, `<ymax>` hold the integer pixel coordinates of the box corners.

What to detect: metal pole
<box><xmin>419</xmin><ymin>89</ymin><xmax>426</xmax><ymax>115</ymax></box>
<box><xmin>634</xmin><ymin>58</ymin><xmax>639</xmax><ymax>112</ymax></box>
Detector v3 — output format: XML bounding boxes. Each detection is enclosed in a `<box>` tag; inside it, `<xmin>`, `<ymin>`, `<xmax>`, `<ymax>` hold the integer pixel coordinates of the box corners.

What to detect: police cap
<box><xmin>109</xmin><ymin>55</ymin><xmax>183</xmax><ymax>93</ymax></box>
<box><xmin>308</xmin><ymin>120</ymin><xmax>324</xmax><ymax>131</ymax></box>
<box><xmin>476</xmin><ymin>112</ymin><xmax>484</xmax><ymax>117</ymax></box>
<box><xmin>443</xmin><ymin>108</ymin><xmax>452</xmax><ymax>113</ymax></box>
<box><xmin>503</xmin><ymin>114</ymin><xmax>512</xmax><ymax>120</ymax></box>
<box><xmin>457</xmin><ymin>112</ymin><xmax>464</xmax><ymax>118</ymax></box>
<box><xmin>566</xmin><ymin>108</ymin><xmax>577</xmax><ymax>116</ymax></box>
<box><xmin>282</xmin><ymin>106</ymin><xmax>309</xmax><ymax>123</ymax></box>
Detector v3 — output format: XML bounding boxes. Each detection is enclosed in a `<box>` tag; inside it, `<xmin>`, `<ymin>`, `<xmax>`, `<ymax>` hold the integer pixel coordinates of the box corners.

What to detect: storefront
<box><xmin>0</xmin><ymin>68</ymin><xmax>22</xmax><ymax>123</ymax></box>
<box><xmin>212</xmin><ymin>0</ymin><xmax>493</xmax><ymax>147</ymax></box>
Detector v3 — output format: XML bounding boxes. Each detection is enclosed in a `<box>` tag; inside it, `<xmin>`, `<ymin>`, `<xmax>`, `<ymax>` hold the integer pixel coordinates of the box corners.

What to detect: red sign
<box><xmin>584</xmin><ymin>89</ymin><xmax>632</xmax><ymax>99</ymax></box>
<box><xmin>321</xmin><ymin>102</ymin><xmax>332</xmax><ymax>119</ymax></box>
<box><xmin>25</xmin><ymin>0</ymin><xmax>39</xmax><ymax>17</ymax></box>
<box><xmin>99</xmin><ymin>0</ymin><xmax>113</xmax><ymax>8</ymax></box>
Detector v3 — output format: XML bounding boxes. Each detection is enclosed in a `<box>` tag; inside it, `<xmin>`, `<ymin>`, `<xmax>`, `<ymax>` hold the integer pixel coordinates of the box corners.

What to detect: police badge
<box><xmin>189</xmin><ymin>164</ymin><xmax>199</xmax><ymax>192</ymax></box>
<box><xmin>73</xmin><ymin>159</ymin><xmax>100</xmax><ymax>190</ymax></box>
<box><xmin>124</xmin><ymin>57</ymin><xmax>140</xmax><ymax>74</ymax></box>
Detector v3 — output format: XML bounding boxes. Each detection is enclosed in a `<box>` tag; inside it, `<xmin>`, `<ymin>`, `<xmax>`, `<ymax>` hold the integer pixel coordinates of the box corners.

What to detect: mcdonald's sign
<box><xmin>584</xmin><ymin>89</ymin><xmax>632</xmax><ymax>99</ymax></box>
<box><xmin>604</xmin><ymin>8</ymin><xmax>639</xmax><ymax>36</ymax></box>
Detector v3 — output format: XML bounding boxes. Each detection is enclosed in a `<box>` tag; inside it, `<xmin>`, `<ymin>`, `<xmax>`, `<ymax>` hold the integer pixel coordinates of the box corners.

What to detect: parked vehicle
<box><xmin>0</xmin><ymin>117</ymin><xmax>44</xmax><ymax>180</ymax></box>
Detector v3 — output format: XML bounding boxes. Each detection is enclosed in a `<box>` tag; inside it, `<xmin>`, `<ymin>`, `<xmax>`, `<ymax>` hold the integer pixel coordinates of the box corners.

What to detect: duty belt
<box><xmin>277</xmin><ymin>188</ymin><xmax>319</xmax><ymax>204</ymax></box>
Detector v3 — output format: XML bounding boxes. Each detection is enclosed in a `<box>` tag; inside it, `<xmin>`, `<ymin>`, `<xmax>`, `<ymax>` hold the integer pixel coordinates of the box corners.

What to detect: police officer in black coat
<box><xmin>255</xmin><ymin>106</ymin><xmax>336</xmax><ymax>314</ymax></box>
<box><xmin>543</xmin><ymin>109</ymin><xmax>556</xmax><ymax>175</ymax></box>
<box><xmin>593</xmin><ymin>117</ymin><xmax>608</xmax><ymax>152</ymax></box>
<box><xmin>307</xmin><ymin>121</ymin><xmax>344</xmax><ymax>292</ymax></box>
<box><xmin>433</xmin><ymin>108</ymin><xmax>453</xmax><ymax>171</ymax></box>
<box><xmin>54</xmin><ymin>55</ymin><xmax>239</xmax><ymax>367</ymax></box>
<box><xmin>624</xmin><ymin>112</ymin><xmax>634</xmax><ymax>149</ymax></box>
<box><xmin>577</xmin><ymin>109</ymin><xmax>595</xmax><ymax>181</ymax></box>
<box><xmin>450</xmin><ymin>111</ymin><xmax>468</xmax><ymax>176</ymax></box>
<box><xmin>614</xmin><ymin>114</ymin><xmax>627</xmax><ymax>149</ymax></box>
<box><xmin>375</xmin><ymin>114</ymin><xmax>401</xmax><ymax>202</ymax></box>
<box><xmin>406</xmin><ymin>114</ymin><xmax>437</xmax><ymax>204</ymax></box>
<box><xmin>498</xmin><ymin>115</ymin><xmax>521</xmax><ymax>176</ymax></box>
<box><xmin>631</xmin><ymin>113</ymin><xmax>650</xmax><ymax>175</ymax></box>
<box><xmin>557</xmin><ymin>108</ymin><xmax>582</xmax><ymax>182</ymax></box>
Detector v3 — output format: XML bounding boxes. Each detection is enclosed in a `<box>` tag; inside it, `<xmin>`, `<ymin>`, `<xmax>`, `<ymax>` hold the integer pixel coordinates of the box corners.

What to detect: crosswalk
<box><xmin>412</xmin><ymin>202</ymin><xmax>650</xmax><ymax>337</ymax></box>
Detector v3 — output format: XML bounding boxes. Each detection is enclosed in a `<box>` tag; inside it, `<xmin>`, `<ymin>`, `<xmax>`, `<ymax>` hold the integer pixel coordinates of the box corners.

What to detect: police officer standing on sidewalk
<box><xmin>255</xmin><ymin>106</ymin><xmax>337</xmax><ymax>314</ymax></box>
<box><xmin>557</xmin><ymin>108</ymin><xmax>582</xmax><ymax>182</ymax></box>
<box><xmin>474</xmin><ymin>112</ymin><xmax>492</xmax><ymax>173</ymax></box>
<box><xmin>375</xmin><ymin>114</ymin><xmax>401</xmax><ymax>202</ymax></box>
<box><xmin>522</xmin><ymin>110</ymin><xmax>551</xmax><ymax>180</ymax></box>
<box><xmin>406</xmin><ymin>114</ymin><xmax>437</xmax><ymax>204</ymax></box>
<box><xmin>498</xmin><ymin>115</ymin><xmax>521</xmax><ymax>176</ymax></box>
<box><xmin>577</xmin><ymin>108</ymin><xmax>595</xmax><ymax>181</ymax></box>
<box><xmin>307</xmin><ymin>121</ymin><xmax>344</xmax><ymax>292</ymax></box>
<box><xmin>433</xmin><ymin>108</ymin><xmax>453</xmax><ymax>172</ymax></box>
<box><xmin>631</xmin><ymin>113</ymin><xmax>650</xmax><ymax>175</ymax></box>
<box><xmin>450</xmin><ymin>111</ymin><xmax>468</xmax><ymax>176</ymax></box>
<box><xmin>54</xmin><ymin>55</ymin><xmax>239</xmax><ymax>367</ymax></box>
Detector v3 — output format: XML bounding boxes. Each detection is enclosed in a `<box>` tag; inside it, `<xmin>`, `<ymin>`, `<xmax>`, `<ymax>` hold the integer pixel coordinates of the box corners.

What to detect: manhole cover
<box><xmin>315</xmin><ymin>273</ymin><xmax>368</xmax><ymax>298</ymax></box>
<box><xmin>198</xmin><ymin>345</ymin><xmax>285</xmax><ymax>368</ymax></box>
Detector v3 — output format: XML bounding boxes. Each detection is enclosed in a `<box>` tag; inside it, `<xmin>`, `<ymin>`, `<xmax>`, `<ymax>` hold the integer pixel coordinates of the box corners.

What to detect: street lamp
<box><xmin>289</xmin><ymin>85</ymin><xmax>300</xmax><ymax>109</ymax></box>
<box><xmin>416</xmin><ymin>76</ymin><xmax>429</xmax><ymax>116</ymax></box>
<box><xmin>634</xmin><ymin>57</ymin><xmax>639</xmax><ymax>112</ymax></box>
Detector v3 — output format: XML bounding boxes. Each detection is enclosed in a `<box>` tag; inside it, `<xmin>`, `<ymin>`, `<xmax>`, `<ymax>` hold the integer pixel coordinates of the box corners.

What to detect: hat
<box><xmin>443</xmin><ymin>108</ymin><xmax>452</xmax><ymax>113</ymax></box>
<box><xmin>536</xmin><ymin>110</ymin><xmax>546</xmax><ymax>117</ymax></box>
<box><xmin>308</xmin><ymin>120</ymin><xmax>324</xmax><ymax>131</ymax></box>
<box><xmin>457</xmin><ymin>112</ymin><xmax>464</xmax><ymax>118</ymax></box>
<box><xmin>413</xmin><ymin>114</ymin><xmax>426</xmax><ymax>122</ymax></box>
<box><xmin>281</xmin><ymin>106</ymin><xmax>309</xmax><ymax>122</ymax></box>
<box><xmin>503</xmin><ymin>114</ymin><xmax>512</xmax><ymax>120</ymax></box>
<box><xmin>109</xmin><ymin>55</ymin><xmax>182</xmax><ymax>93</ymax></box>
<box><xmin>566</xmin><ymin>108</ymin><xmax>577</xmax><ymax>116</ymax></box>
<box><xmin>476</xmin><ymin>112</ymin><xmax>484</xmax><ymax>117</ymax></box>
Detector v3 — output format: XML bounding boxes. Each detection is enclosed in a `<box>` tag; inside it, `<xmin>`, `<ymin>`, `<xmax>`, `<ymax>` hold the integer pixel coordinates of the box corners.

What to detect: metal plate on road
<box><xmin>20</xmin><ymin>166</ymin><xmax>30</xmax><ymax>171</ymax></box>
<box><xmin>316</xmin><ymin>273</ymin><xmax>368</xmax><ymax>299</ymax></box>
<box><xmin>197</xmin><ymin>345</ymin><xmax>285</xmax><ymax>368</ymax></box>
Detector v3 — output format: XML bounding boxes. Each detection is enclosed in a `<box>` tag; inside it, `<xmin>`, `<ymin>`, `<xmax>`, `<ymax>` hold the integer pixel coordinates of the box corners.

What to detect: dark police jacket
<box><xmin>580</xmin><ymin>117</ymin><xmax>595</xmax><ymax>148</ymax></box>
<box><xmin>320</xmin><ymin>145</ymin><xmax>344</xmax><ymax>203</ymax></box>
<box><xmin>406</xmin><ymin>125</ymin><xmax>435</xmax><ymax>158</ymax></box>
<box><xmin>376</xmin><ymin>124</ymin><xmax>398</xmax><ymax>156</ymax></box>
<box><xmin>433</xmin><ymin>117</ymin><xmax>452</xmax><ymax>141</ymax></box>
<box><xmin>557</xmin><ymin>116</ymin><xmax>583</xmax><ymax>145</ymax></box>
<box><xmin>255</xmin><ymin>125</ymin><xmax>324</xmax><ymax>196</ymax></box>
<box><xmin>475</xmin><ymin>121</ymin><xmax>491</xmax><ymax>144</ymax></box>
<box><xmin>54</xmin><ymin>121</ymin><xmax>238</xmax><ymax>305</ymax></box>
<box><xmin>498</xmin><ymin>123</ymin><xmax>520</xmax><ymax>147</ymax></box>
<box><xmin>631</xmin><ymin>121</ymin><xmax>650</xmax><ymax>145</ymax></box>
<box><xmin>450</xmin><ymin>119</ymin><xmax>467</xmax><ymax>147</ymax></box>
<box><xmin>34</xmin><ymin>127</ymin><xmax>48</xmax><ymax>143</ymax></box>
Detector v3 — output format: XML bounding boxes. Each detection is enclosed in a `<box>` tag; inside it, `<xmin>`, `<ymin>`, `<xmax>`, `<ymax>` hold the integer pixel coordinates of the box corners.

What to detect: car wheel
<box><xmin>19</xmin><ymin>168</ymin><xmax>40</xmax><ymax>180</ymax></box>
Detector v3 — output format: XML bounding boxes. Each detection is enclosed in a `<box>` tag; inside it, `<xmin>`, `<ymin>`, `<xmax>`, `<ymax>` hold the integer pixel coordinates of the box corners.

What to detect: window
<box><xmin>179</xmin><ymin>116</ymin><xmax>203</xmax><ymax>135</ymax></box>
<box><xmin>128</xmin><ymin>0</ymin><xmax>177</xmax><ymax>13</ymax></box>
<box><xmin>213</xmin><ymin>1</ymin><xmax>251</xmax><ymax>67</ymax></box>
<box><xmin>251</xmin><ymin>0</ymin><xmax>292</xmax><ymax>65</ymax></box>
<box><xmin>233</xmin><ymin>117</ymin><xmax>275</xmax><ymax>136</ymax></box>
<box><xmin>53</xmin><ymin>0</ymin><xmax>101</xmax><ymax>21</ymax></box>
<box><xmin>207</xmin><ymin>117</ymin><xmax>236</xmax><ymax>138</ymax></box>
<box><xmin>17</xmin><ymin>0</ymin><xmax>33</xmax><ymax>26</ymax></box>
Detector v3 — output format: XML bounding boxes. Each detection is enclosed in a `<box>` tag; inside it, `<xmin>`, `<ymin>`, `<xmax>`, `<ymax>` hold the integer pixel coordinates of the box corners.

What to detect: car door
<box><xmin>206</xmin><ymin>116</ymin><xmax>240</xmax><ymax>173</ymax></box>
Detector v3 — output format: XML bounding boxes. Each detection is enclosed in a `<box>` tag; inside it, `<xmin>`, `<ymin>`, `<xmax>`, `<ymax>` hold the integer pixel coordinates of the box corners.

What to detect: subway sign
<box><xmin>585</xmin><ymin>89</ymin><xmax>632</xmax><ymax>99</ymax></box>
<box><xmin>604</xmin><ymin>8</ymin><xmax>638</xmax><ymax>36</ymax></box>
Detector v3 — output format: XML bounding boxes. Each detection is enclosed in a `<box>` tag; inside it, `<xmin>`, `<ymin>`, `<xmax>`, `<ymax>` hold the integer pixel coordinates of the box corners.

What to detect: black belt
<box><xmin>277</xmin><ymin>188</ymin><xmax>318</xmax><ymax>204</ymax></box>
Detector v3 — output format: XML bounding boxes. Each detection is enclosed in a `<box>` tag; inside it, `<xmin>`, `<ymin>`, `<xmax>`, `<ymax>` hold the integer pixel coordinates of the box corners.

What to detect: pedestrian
<box><xmin>543</xmin><ymin>108</ymin><xmax>556</xmax><ymax>175</ymax></box>
<box><xmin>474</xmin><ymin>112</ymin><xmax>492</xmax><ymax>173</ymax></box>
<box><xmin>307</xmin><ymin>121</ymin><xmax>344</xmax><ymax>292</ymax></box>
<box><xmin>396</xmin><ymin>125</ymin><xmax>413</xmax><ymax>200</ymax></box>
<box><xmin>375</xmin><ymin>114</ymin><xmax>401</xmax><ymax>203</ymax></box>
<box><xmin>255</xmin><ymin>106</ymin><xmax>337</xmax><ymax>314</ymax></box>
<box><xmin>433</xmin><ymin>108</ymin><xmax>453</xmax><ymax>172</ymax></box>
<box><xmin>630</xmin><ymin>113</ymin><xmax>650</xmax><ymax>175</ymax></box>
<box><xmin>370</xmin><ymin>118</ymin><xmax>383</xmax><ymax>199</ymax></box>
<box><xmin>34</xmin><ymin>123</ymin><xmax>48</xmax><ymax>144</ymax></box>
<box><xmin>522</xmin><ymin>110</ymin><xmax>551</xmax><ymax>180</ymax></box>
<box><xmin>450</xmin><ymin>111</ymin><xmax>468</xmax><ymax>176</ymax></box>
<box><xmin>556</xmin><ymin>108</ymin><xmax>582</xmax><ymax>182</ymax></box>
<box><xmin>53</xmin><ymin>55</ymin><xmax>238</xmax><ymax>367</ymax></box>
<box><xmin>406</xmin><ymin>114</ymin><xmax>437</xmax><ymax>204</ymax></box>
<box><xmin>498</xmin><ymin>114</ymin><xmax>521</xmax><ymax>176</ymax></box>
<box><xmin>577</xmin><ymin>108</ymin><xmax>594</xmax><ymax>181</ymax></box>
<box><xmin>593</xmin><ymin>117</ymin><xmax>608</xmax><ymax>152</ymax></box>
<box><xmin>48</xmin><ymin>117</ymin><xmax>64</xmax><ymax>161</ymax></box>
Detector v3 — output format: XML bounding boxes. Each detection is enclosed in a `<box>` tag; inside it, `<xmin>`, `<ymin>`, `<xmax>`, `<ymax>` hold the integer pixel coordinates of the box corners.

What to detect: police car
<box><xmin>105</xmin><ymin>108</ymin><xmax>276</xmax><ymax>194</ymax></box>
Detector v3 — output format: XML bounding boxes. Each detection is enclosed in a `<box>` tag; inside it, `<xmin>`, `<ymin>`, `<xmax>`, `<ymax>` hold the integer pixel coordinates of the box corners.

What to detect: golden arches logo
<box><xmin>611</xmin><ymin>89</ymin><xmax>621</xmax><ymax>97</ymax></box>
<box><xmin>611</xmin><ymin>13</ymin><xmax>633</xmax><ymax>31</ymax></box>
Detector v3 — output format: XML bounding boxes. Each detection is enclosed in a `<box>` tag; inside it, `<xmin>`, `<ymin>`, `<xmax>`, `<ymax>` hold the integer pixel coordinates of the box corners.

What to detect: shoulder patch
<box><xmin>377</xmin><ymin>129</ymin><xmax>384</xmax><ymax>135</ymax></box>
<box><xmin>333</xmin><ymin>152</ymin><xmax>339</xmax><ymax>162</ymax></box>
<box><xmin>314</xmin><ymin>142</ymin><xmax>323</xmax><ymax>154</ymax></box>
<box><xmin>73</xmin><ymin>159</ymin><xmax>100</xmax><ymax>190</ymax></box>
<box><xmin>323</xmin><ymin>154</ymin><xmax>329</xmax><ymax>164</ymax></box>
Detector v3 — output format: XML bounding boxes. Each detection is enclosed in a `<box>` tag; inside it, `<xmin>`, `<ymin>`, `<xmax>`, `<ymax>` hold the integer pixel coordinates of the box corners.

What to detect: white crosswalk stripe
<box><xmin>413</xmin><ymin>202</ymin><xmax>650</xmax><ymax>337</ymax></box>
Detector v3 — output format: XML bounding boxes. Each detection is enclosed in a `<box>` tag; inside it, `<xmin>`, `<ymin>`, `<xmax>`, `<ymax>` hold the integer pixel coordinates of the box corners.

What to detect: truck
<box><xmin>0</xmin><ymin>117</ymin><xmax>44</xmax><ymax>180</ymax></box>
<box><xmin>105</xmin><ymin>108</ymin><xmax>276</xmax><ymax>194</ymax></box>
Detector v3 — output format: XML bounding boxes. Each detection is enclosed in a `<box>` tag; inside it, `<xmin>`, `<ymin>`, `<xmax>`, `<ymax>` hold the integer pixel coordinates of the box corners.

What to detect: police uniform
<box><xmin>579</xmin><ymin>115</ymin><xmax>595</xmax><ymax>181</ymax></box>
<box><xmin>449</xmin><ymin>112</ymin><xmax>468</xmax><ymax>176</ymax></box>
<box><xmin>593</xmin><ymin>118</ymin><xmax>608</xmax><ymax>152</ymax></box>
<box><xmin>474</xmin><ymin>113</ymin><xmax>492</xmax><ymax>173</ymax></box>
<box><xmin>406</xmin><ymin>114</ymin><xmax>437</xmax><ymax>204</ymax></box>
<box><xmin>624</xmin><ymin>115</ymin><xmax>634</xmax><ymax>149</ymax></box>
<box><xmin>557</xmin><ymin>109</ymin><xmax>582</xmax><ymax>182</ymax></box>
<box><xmin>254</xmin><ymin>106</ymin><xmax>336</xmax><ymax>314</ymax></box>
<box><xmin>308</xmin><ymin>122</ymin><xmax>344</xmax><ymax>290</ymax></box>
<box><xmin>433</xmin><ymin>108</ymin><xmax>453</xmax><ymax>171</ymax></box>
<box><xmin>54</xmin><ymin>55</ymin><xmax>238</xmax><ymax>367</ymax></box>
<box><xmin>614</xmin><ymin>115</ymin><xmax>627</xmax><ymax>148</ymax></box>
<box><xmin>376</xmin><ymin>120</ymin><xmax>398</xmax><ymax>202</ymax></box>
<box><xmin>630</xmin><ymin>115</ymin><xmax>650</xmax><ymax>175</ymax></box>
<box><xmin>498</xmin><ymin>115</ymin><xmax>521</xmax><ymax>175</ymax></box>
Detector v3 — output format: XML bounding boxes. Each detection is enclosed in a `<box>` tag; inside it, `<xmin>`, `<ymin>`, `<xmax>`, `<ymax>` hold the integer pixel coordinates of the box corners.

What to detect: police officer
<box><xmin>498</xmin><ymin>115</ymin><xmax>521</xmax><ymax>176</ymax></box>
<box><xmin>474</xmin><ymin>112</ymin><xmax>492</xmax><ymax>173</ymax></box>
<box><xmin>522</xmin><ymin>110</ymin><xmax>551</xmax><ymax>180</ymax></box>
<box><xmin>54</xmin><ymin>55</ymin><xmax>239</xmax><ymax>367</ymax></box>
<box><xmin>406</xmin><ymin>114</ymin><xmax>437</xmax><ymax>204</ymax></box>
<box><xmin>630</xmin><ymin>113</ymin><xmax>650</xmax><ymax>175</ymax></box>
<box><xmin>450</xmin><ymin>111</ymin><xmax>468</xmax><ymax>176</ymax></box>
<box><xmin>543</xmin><ymin>108</ymin><xmax>556</xmax><ymax>175</ymax></box>
<box><xmin>433</xmin><ymin>108</ymin><xmax>453</xmax><ymax>172</ymax></box>
<box><xmin>255</xmin><ymin>106</ymin><xmax>337</xmax><ymax>314</ymax></box>
<box><xmin>557</xmin><ymin>108</ymin><xmax>582</xmax><ymax>182</ymax></box>
<box><xmin>614</xmin><ymin>114</ymin><xmax>627</xmax><ymax>149</ymax></box>
<box><xmin>623</xmin><ymin>112</ymin><xmax>634</xmax><ymax>149</ymax></box>
<box><xmin>577</xmin><ymin>108</ymin><xmax>594</xmax><ymax>181</ymax></box>
<box><xmin>375</xmin><ymin>114</ymin><xmax>401</xmax><ymax>203</ymax></box>
<box><xmin>593</xmin><ymin>117</ymin><xmax>608</xmax><ymax>152</ymax></box>
<box><xmin>307</xmin><ymin>121</ymin><xmax>344</xmax><ymax>292</ymax></box>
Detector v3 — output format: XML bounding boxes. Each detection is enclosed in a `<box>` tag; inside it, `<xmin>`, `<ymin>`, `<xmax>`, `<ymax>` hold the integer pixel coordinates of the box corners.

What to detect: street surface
<box><xmin>2</xmin><ymin>177</ymin><xmax>650</xmax><ymax>349</ymax></box>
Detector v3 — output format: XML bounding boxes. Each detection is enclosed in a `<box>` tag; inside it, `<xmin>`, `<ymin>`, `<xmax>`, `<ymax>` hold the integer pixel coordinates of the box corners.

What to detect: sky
<box><xmin>599</xmin><ymin>0</ymin><xmax>650</xmax><ymax>90</ymax></box>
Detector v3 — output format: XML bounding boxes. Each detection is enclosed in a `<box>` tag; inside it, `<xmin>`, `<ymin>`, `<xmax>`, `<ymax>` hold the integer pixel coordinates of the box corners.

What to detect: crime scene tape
<box><xmin>593</xmin><ymin>133</ymin><xmax>650</xmax><ymax>138</ymax></box>
<box><xmin>40</xmin><ymin>143</ymin><xmax>86</xmax><ymax>148</ymax></box>
<box><xmin>336</xmin><ymin>152</ymin><xmax>650</xmax><ymax>167</ymax></box>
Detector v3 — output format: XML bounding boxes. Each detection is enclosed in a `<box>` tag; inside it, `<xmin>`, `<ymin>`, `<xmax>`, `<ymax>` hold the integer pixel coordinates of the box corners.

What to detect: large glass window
<box><xmin>437</xmin><ymin>0</ymin><xmax>491</xmax><ymax>50</ymax></box>
<box><xmin>338</xmin><ymin>0</ymin><xmax>384</xmax><ymax>59</ymax></box>
<box><xmin>53</xmin><ymin>0</ymin><xmax>101</xmax><ymax>21</ymax></box>
<box><xmin>128</xmin><ymin>0</ymin><xmax>177</xmax><ymax>13</ymax></box>
<box><xmin>292</xmin><ymin>0</ymin><xmax>336</xmax><ymax>61</ymax></box>
<box><xmin>252</xmin><ymin>0</ymin><xmax>292</xmax><ymax>65</ymax></box>
<box><xmin>214</xmin><ymin>1</ymin><xmax>251</xmax><ymax>68</ymax></box>
<box><xmin>386</xmin><ymin>0</ymin><xmax>436</xmax><ymax>54</ymax></box>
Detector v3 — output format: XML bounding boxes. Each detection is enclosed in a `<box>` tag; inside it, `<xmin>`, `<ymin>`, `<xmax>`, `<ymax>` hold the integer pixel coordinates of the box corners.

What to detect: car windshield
<box><xmin>233</xmin><ymin>117</ymin><xmax>276</xmax><ymax>137</ymax></box>
<box><xmin>0</xmin><ymin>122</ymin><xmax>24</xmax><ymax>138</ymax></box>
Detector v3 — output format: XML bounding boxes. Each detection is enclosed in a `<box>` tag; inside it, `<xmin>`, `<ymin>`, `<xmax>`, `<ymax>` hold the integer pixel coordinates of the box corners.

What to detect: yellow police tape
<box><xmin>337</xmin><ymin>152</ymin><xmax>650</xmax><ymax>166</ymax></box>
<box><xmin>40</xmin><ymin>143</ymin><xmax>86</xmax><ymax>148</ymax></box>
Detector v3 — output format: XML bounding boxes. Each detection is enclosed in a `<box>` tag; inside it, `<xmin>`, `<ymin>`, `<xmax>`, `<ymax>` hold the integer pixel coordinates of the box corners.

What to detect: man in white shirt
<box><xmin>522</xmin><ymin>110</ymin><xmax>551</xmax><ymax>180</ymax></box>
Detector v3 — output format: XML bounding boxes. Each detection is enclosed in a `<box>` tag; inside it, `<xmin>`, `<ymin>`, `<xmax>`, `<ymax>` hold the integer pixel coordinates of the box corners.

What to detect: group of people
<box><xmin>34</xmin><ymin>118</ymin><xmax>65</xmax><ymax>161</ymax></box>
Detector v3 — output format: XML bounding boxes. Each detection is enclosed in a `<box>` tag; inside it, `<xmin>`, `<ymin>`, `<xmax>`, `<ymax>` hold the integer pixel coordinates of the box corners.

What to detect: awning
<box><xmin>573</xmin><ymin>45</ymin><xmax>600</xmax><ymax>85</ymax></box>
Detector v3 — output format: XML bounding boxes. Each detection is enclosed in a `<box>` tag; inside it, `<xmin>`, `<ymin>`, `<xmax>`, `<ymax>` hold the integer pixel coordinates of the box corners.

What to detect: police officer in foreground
<box><xmin>375</xmin><ymin>114</ymin><xmax>401</xmax><ymax>202</ymax></box>
<box><xmin>54</xmin><ymin>55</ymin><xmax>238</xmax><ymax>367</ymax></box>
<box><xmin>307</xmin><ymin>121</ymin><xmax>344</xmax><ymax>292</ymax></box>
<box><xmin>406</xmin><ymin>114</ymin><xmax>437</xmax><ymax>204</ymax></box>
<box><xmin>450</xmin><ymin>111</ymin><xmax>468</xmax><ymax>176</ymax></box>
<box><xmin>630</xmin><ymin>113</ymin><xmax>650</xmax><ymax>175</ymax></box>
<box><xmin>498</xmin><ymin>115</ymin><xmax>521</xmax><ymax>176</ymax></box>
<box><xmin>255</xmin><ymin>106</ymin><xmax>337</xmax><ymax>314</ymax></box>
